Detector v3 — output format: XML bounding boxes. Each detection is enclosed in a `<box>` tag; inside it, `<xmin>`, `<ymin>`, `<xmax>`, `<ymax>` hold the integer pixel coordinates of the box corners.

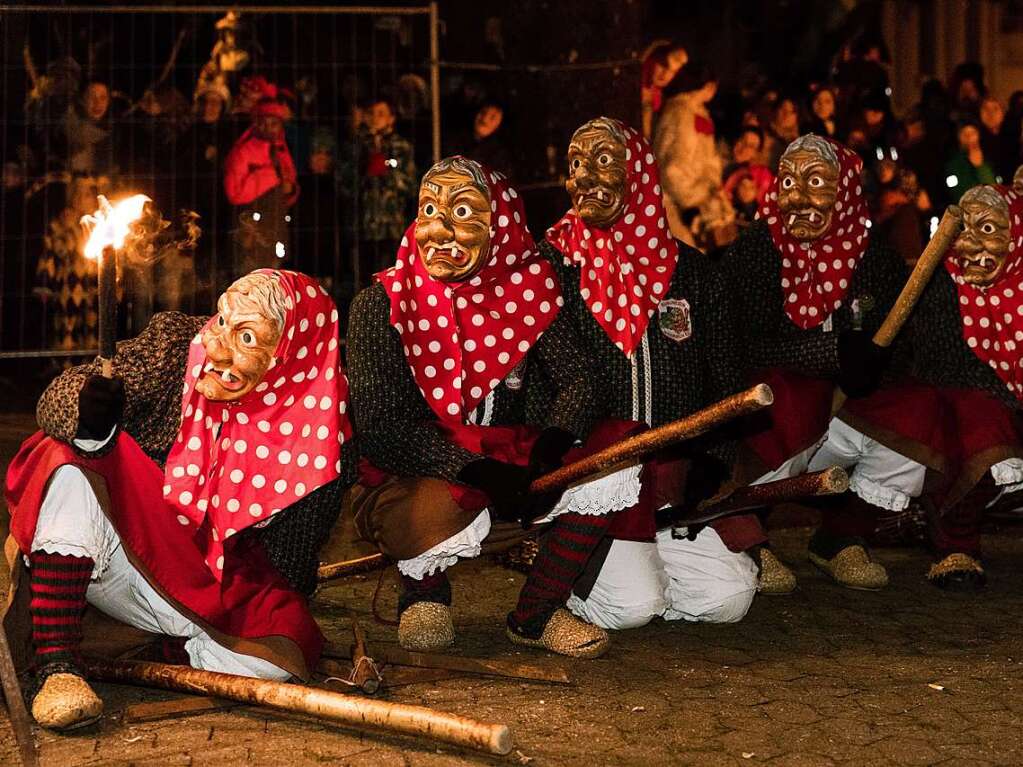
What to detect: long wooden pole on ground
<box><xmin>88</xmin><ymin>659</ymin><xmax>512</xmax><ymax>755</ymax></box>
<box><xmin>0</xmin><ymin>623</ymin><xmax>37</xmax><ymax>767</ymax></box>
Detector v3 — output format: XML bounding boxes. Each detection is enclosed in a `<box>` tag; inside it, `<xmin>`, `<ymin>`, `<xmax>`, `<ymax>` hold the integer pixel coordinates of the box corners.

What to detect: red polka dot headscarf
<box><xmin>945</xmin><ymin>184</ymin><xmax>1023</xmax><ymax>401</ymax></box>
<box><xmin>164</xmin><ymin>269</ymin><xmax>352</xmax><ymax>578</ymax></box>
<box><xmin>377</xmin><ymin>158</ymin><xmax>563</xmax><ymax>423</ymax></box>
<box><xmin>547</xmin><ymin>118</ymin><xmax>679</xmax><ymax>358</ymax></box>
<box><xmin>760</xmin><ymin>135</ymin><xmax>871</xmax><ymax>330</ymax></box>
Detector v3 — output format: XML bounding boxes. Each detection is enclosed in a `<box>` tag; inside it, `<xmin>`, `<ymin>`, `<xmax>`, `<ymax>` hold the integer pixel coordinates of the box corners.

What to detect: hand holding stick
<box><xmin>833</xmin><ymin>207</ymin><xmax>963</xmax><ymax>412</ymax></box>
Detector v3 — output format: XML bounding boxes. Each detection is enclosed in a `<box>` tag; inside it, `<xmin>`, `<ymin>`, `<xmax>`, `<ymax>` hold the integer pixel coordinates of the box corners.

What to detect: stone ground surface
<box><xmin>0</xmin><ymin>413</ymin><xmax>1021</xmax><ymax>766</ymax></box>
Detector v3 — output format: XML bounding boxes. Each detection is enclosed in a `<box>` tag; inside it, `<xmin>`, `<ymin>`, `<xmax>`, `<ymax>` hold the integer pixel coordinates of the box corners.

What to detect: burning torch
<box><xmin>80</xmin><ymin>194</ymin><xmax>150</xmax><ymax>378</ymax></box>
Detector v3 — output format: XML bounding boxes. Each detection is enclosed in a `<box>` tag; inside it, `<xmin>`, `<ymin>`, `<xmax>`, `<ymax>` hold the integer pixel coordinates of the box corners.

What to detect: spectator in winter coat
<box><xmin>223</xmin><ymin>82</ymin><xmax>298</xmax><ymax>280</ymax></box>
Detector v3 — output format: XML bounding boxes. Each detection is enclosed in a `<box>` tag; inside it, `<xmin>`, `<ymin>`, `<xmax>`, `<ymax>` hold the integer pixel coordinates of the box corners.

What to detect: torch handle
<box><xmin>97</xmin><ymin>244</ymin><xmax>117</xmax><ymax>378</ymax></box>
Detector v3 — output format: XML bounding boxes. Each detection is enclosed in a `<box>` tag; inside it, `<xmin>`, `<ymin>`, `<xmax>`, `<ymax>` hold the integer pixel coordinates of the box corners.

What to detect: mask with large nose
<box><xmin>195</xmin><ymin>272</ymin><xmax>285</xmax><ymax>402</ymax></box>
<box><xmin>777</xmin><ymin>135</ymin><xmax>841</xmax><ymax>241</ymax></box>
<box><xmin>566</xmin><ymin>117</ymin><xmax>628</xmax><ymax>229</ymax></box>
<box><xmin>415</xmin><ymin>157</ymin><xmax>492</xmax><ymax>282</ymax></box>
<box><xmin>952</xmin><ymin>185</ymin><xmax>1013</xmax><ymax>287</ymax></box>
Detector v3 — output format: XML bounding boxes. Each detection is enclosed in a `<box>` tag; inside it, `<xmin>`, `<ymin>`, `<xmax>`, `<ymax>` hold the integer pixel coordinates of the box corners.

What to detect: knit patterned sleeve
<box><xmin>530</xmin><ymin>309</ymin><xmax>605</xmax><ymax>440</ymax></box>
<box><xmin>36</xmin><ymin>312</ymin><xmax>205</xmax><ymax>457</ymax></box>
<box><xmin>724</xmin><ymin>225</ymin><xmax>841</xmax><ymax>378</ymax></box>
<box><xmin>347</xmin><ymin>284</ymin><xmax>480</xmax><ymax>482</ymax></box>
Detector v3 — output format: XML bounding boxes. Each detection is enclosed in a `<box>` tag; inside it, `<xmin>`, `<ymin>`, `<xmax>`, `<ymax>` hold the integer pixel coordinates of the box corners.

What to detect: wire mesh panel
<box><xmin>0</xmin><ymin>4</ymin><xmax>437</xmax><ymax>359</ymax></box>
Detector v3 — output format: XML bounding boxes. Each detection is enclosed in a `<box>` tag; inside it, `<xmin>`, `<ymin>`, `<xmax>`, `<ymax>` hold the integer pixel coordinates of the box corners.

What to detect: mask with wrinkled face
<box><xmin>566</xmin><ymin>122</ymin><xmax>628</xmax><ymax>229</ymax></box>
<box><xmin>953</xmin><ymin>189</ymin><xmax>1012</xmax><ymax>287</ymax></box>
<box><xmin>777</xmin><ymin>147</ymin><xmax>840</xmax><ymax>241</ymax></box>
<box><xmin>196</xmin><ymin>275</ymin><xmax>283</xmax><ymax>402</ymax></box>
<box><xmin>416</xmin><ymin>164</ymin><xmax>492</xmax><ymax>282</ymax></box>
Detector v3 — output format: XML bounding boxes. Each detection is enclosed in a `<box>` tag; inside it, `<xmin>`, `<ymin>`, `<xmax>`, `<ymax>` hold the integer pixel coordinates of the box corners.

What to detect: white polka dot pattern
<box><xmin>377</xmin><ymin>158</ymin><xmax>562</xmax><ymax>421</ymax></box>
<box><xmin>945</xmin><ymin>186</ymin><xmax>1023</xmax><ymax>400</ymax></box>
<box><xmin>546</xmin><ymin>121</ymin><xmax>679</xmax><ymax>357</ymax></box>
<box><xmin>760</xmin><ymin>138</ymin><xmax>870</xmax><ymax>330</ymax></box>
<box><xmin>163</xmin><ymin>269</ymin><xmax>352</xmax><ymax>579</ymax></box>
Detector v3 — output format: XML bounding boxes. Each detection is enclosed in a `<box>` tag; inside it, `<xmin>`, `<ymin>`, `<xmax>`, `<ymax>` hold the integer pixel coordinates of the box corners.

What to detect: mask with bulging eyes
<box><xmin>953</xmin><ymin>188</ymin><xmax>1012</xmax><ymax>287</ymax></box>
<box><xmin>416</xmin><ymin>163</ymin><xmax>492</xmax><ymax>282</ymax></box>
<box><xmin>566</xmin><ymin>121</ymin><xmax>628</xmax><ymax>229</ymax></box>
<box><xmin>777</xmin><ymin>147</ymin><xmax>840</xmax><ymax>241</ymax></box>
<box><xmin>196</xmin><ymin>275</ymin><xmax>283</xmax><ymax>402</ymax></box>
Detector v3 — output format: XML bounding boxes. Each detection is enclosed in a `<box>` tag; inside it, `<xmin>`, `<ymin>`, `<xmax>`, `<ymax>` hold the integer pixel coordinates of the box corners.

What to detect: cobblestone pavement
<box><xmin>0</xmin><ymin>413</ymin><xmax>1021</xmax><ymax>766</ymax></box>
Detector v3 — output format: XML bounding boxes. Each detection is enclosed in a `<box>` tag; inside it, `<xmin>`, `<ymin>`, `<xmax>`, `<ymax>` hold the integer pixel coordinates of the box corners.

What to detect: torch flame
<box><xmin>81</xmin><ymin>194</ymin><xmax>151</xmax><ymax>259</ymax></box>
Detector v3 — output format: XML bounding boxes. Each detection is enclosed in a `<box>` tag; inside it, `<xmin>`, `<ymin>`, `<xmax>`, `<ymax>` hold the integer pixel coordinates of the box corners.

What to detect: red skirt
<box><xmin>5</xmin><ymin>431</ymin><xmax>322</xmax><ymax>680</ymax></box>
<box><xmin>930</xmin><ymin>388</ymin><xmax>1023</xmax><ymax>508</ymax></box>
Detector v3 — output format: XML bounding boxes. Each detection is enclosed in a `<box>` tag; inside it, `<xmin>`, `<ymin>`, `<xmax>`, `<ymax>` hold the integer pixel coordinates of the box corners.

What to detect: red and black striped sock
<box><xmin>28</xmin><ymin>551</ymin><xmax>93</xmax><ymax>669</ymax></box>
<box><xmin>511</xmin><ymin>512</ymin><xmax>614</xmax><ymax>636</ymax></box>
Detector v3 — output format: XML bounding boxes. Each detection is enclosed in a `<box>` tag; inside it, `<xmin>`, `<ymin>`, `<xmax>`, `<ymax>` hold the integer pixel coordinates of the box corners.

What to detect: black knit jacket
<box><xmin>35</xmin><ymin>311</ymin><xmax>356</xmax><ymax>596</ymax></box>
<box><xmin>535</xmin><ymin>239</ymin><xmax>746</xmax><ymax>462</ymax></box>
<box><xmin>721</xmin><ymin>220</ymin><xmax>908</xmax><ymax>379</ymax></box>
<box><xmin>910</xmin><ymin>267</ymin><xmax>1020</xmax><ymax>411</ymax></box>
<box><xmin>346</xmin><ymin>282</ymin><xmax>603</xmax><ymax>482</ymax></box>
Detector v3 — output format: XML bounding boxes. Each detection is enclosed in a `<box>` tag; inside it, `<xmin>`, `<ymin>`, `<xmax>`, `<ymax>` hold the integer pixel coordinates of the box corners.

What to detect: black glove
<box><xmin>837</xmin><ymin>330</ymin><xmax>893</xmax><ymax>398</ymax></box>
<box><xmin>682</xmin><ymin>453</ymin><xmax>732</xmax><ymax>511</ymax></box>
<box><xmin>457</xmin><ymin>458</ymin><xmax>533</xmax><ymax>523</ymax></box>
<box><xmin>528</xmin><ymin>427</ymin><xmax>577</xmax><ymax>478</ymax></box>
<box><xmin>76</xmin><ymin>374</ymin><xmax>125</xmax><ymax>441</ymax></box>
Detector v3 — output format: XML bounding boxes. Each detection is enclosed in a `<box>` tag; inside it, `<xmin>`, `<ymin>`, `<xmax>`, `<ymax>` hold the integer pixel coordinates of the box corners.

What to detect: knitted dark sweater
<box><xmin>910</xmin><ymin>268</ymin><xmax>1019</xmax><ymax>410</ymax></box>
<box><xmin>35</xmin><ymin>311</ymin><xmax>355</xmax><ymax>596</ymax></box>
<box><xmin>536</xmin><ymin>239</ymin><xmax>745</xmax><ymax>432</ymax></box>
<box><xmin>347</xmin><ymin>282</ymin><xmax>603</xmax><ymax>482</ymax></box>
<box><xmin>721</xmin><ymin>220</ymin><xmax>908</xmax><ymax>378</ymax></box>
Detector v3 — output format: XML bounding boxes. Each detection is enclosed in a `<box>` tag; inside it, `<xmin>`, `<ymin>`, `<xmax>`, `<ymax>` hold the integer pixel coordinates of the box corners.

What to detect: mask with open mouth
<box><xmin>951</xmin><ymin>185</ymin><xmax>1013</xmax><ymax>287</ymax></box>
<box><xmin>165</xmin><ymin>269</ymin><xmax>352</xmax><ymax>578</ymax></box>
<box><xmin>761</xmin><ymin>135</ymin><xmax>871</xmax><ymax>330</ymax></box>
<box><xmin>945</xmin><ymin>184</ymin><xmax>1023</xmax><ymax>399</ymax></box>
<box><xmin>566</xmin><ymin>117</ymin><xmax>628</xmax><ymax>228</ymax></box>
<box><xmin>378</xmin><ymin>158</ymin><xmax>563</xmax><ymax>421</ymax></box>
<box><xmin>415</xmin><ymin>156</ymin><xmax>491</xmax><ymax>282</ymax></box>
<box><xmin>196</xmin><ymin>272</ymin><xmax>284</xmax><ymax>402</ymax></box>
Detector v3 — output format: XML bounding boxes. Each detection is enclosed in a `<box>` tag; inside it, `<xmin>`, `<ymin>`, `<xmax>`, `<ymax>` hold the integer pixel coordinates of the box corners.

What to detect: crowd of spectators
<box><xmin>7</xmin><ymin>20</ymin><xmax>1023</xmax><ymax>355</ymax></box>
<box><xmin>643</xmin><ymin>38</ymin><xmax>1023</xmax><ymax>263</ymax></box>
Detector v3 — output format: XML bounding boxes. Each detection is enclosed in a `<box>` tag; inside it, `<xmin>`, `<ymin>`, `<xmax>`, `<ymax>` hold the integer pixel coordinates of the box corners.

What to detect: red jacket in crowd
<box><xmin>223</xmin><ymin>126</ymin><xmax>299</xmax><ymax>207</ymax></box>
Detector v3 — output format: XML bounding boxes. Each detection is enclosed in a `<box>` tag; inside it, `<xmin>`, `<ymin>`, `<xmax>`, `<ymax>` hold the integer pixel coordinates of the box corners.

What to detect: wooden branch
<box><xmin>693</xmin><ymin>467</ymin><xmax>849</xmax><ymax>518</ymax></box>
<box><xmin>317</xmin><ymin>553</ymin><xmax>388</xmax><ymax>582</ymax></box>
<box><xmin>322</xmin><ymin>642</ymin><xmax>571</xmax><ymax>685</ymax></box>
<box><xmin>0</xmin><ymin>623</ymin><xmax>37</xmax><ymax>767</ymax></box>
<box><xmin>529</xmin><ymin>384</ymin><xmax>774</xmax><ymax>495</ymax></box>
<box><xmin>88</xmin><ymin>659</ymin><xmax>512</xmax><ymax>755</ymax></box>
<box><xmin>833</xmin><ymin>208</ymin><xmax>963</xmax><ymax>412</ymax></box>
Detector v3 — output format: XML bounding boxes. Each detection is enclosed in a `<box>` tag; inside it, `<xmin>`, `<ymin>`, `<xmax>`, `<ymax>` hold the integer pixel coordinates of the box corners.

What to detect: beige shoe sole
<box><xmin>506</xmin><ymin>609</ymin><xmax>610</xmax><ymax>659</ymax></box>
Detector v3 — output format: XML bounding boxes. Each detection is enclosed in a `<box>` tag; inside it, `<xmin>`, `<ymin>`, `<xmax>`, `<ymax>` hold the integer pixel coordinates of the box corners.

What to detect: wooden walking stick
<box><xmin>684</xmin><ymin>467</ymin><xmax>849</xmax><ymax>525</ymax></box>
<box><xmin>318</xmin><ymin>384</ymin><xmax>774</xmax><ymax>584</ymax></box>
<box><xmin>0</xmin><ymin>624</ymin><xmax>38</xmax><ymax>767</ymax></box>
<box><xmin>87</xmin><ymin>659</ymin><xmax>512</xmax><ymax>755</ymax></box>
<box><xmin>528</xmin><ymin>383</ymin><xmax>774</xmax><ymax>494</ymax></box>
<box><xmin>832</xmin><ymin>207</ymin><xmax>963</xmax><ymax>413</ymax></box>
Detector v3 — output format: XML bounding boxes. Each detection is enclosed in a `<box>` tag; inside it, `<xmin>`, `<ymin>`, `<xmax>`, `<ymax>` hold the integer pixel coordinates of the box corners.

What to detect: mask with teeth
<box><xmin>196</xmin><ymin>272</ymin><xmax>284</xmax><ymax>402</ymax></box>
<box><xmin>415</xmin><ymin>157</ymin><xmax>492</xmax><ymax>282</ymax></box>
<box><xmin>953</xmin><ymin>186</ymin><xmax>1013</xmax><ymax>287</ymax></box>
<box><xmin>566</xmin><ymin>118</ymin><xmax>628</xmax><ymax>229</ymax></box>
<box><xmin>777</xmin><ymin>137</ymin><xmax>841</xmax><ymax>241</ymax></box>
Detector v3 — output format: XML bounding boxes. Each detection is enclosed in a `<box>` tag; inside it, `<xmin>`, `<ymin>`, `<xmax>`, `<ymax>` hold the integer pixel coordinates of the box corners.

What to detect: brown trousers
<box><xmin>351</xmin><ymin>478</ymin><xmax>534</xmax><ymax>562</ymax></box>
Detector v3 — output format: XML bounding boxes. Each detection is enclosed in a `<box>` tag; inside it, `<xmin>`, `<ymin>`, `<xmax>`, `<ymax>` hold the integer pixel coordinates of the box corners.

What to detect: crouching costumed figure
<box><xmin>5</xmin><ymin>269</ymin><xmax>355</xmax><ymax>729</ymax></box>
<box><xmin>348</xmin><ymin>157</ymin><xmax>647</xmax><ymax>658</ymax></box>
